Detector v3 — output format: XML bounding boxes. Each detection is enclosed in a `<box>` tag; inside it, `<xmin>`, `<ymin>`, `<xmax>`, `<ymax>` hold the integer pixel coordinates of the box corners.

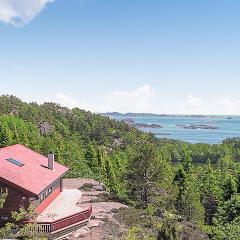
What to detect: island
<box><xmin>122</xmin><ymin>118</ymin><xmax>135</xmax><ymax>124</ymax></box>
<box><xmin>154</xmin><ymin>133</ymin><xmax>171</xmax><ymax>136</ymax></box>
<box><xmin>133</xmin><ymin>123</ymin><xmax>163</xmax><ymax>129</ymax></box>
<box><xmin>122</xmin><ymin>118</ymin><xmax>163</xmax><ymax>128</ymax></box>
<box><xmin>176</xmin><ymin>124</ymin><xmax>218</xmax><ymax>130</ymax></box>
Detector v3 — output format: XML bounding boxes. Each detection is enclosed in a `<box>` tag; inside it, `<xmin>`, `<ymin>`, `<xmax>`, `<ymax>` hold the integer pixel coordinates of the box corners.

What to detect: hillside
<box><xmin>0</xmin><ymin>95</ymin><xmax>156</xmax><ymax>198</ymax></box>
<box><xmin>1</xmin><ymin>95</ymin><xmax>240</xmax><ymax>240</ymax></box>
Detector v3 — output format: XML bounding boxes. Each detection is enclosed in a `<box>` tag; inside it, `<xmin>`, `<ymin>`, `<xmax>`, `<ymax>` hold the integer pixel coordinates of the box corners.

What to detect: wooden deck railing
<box><xmin>35</xmin><ymin>205</ymin><xmax>92</xmax><ymax>234</ymax></box>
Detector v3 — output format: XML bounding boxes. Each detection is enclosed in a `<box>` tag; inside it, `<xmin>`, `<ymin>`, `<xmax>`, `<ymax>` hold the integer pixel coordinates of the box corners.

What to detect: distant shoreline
<box><xmin>102</xmin><ymin>112</ymin><xmax>236</xmax><ymax>118</ymax></box>
<box><xmin>101</xmin><ymin>113</ymin><xmax>240</xmax><ymax>144</ymax></box>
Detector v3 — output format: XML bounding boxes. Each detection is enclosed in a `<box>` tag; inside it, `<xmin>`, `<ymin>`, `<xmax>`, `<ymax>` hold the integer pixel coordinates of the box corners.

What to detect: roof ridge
<box><xmin>0</xmin><ymin>144</ymin><xmax>69</xmax><ymax>195</ymax></box>
<box><xmin>0</xmin><ymin>144</ymin><xmax>64</xmax><ymax>167</ymax></box>
<box><xmin>0</xmin><ymin>143</ymin><xmax>23</xmax><ymax>150</ymax></box>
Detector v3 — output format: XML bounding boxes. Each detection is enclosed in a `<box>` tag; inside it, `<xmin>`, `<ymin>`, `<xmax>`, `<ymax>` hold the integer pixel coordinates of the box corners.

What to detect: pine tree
<box><xmin>182</xmin><ymin>151</ymin><xmax>192</xmax><ymax>173</ymax></box>
<box><xmin>236</xmin><ymin>166</ymin><xmax>240</xmax><ymax>193</ymax></box>
<box><xmin>12</xmin><ymin>124</ymin><xmax>20</xmax><ymax>144</ymax></box>
<box><xmin>221</xmin><ymin>174</ymin><xmax>237</xmax><ymax>201</ymax></box>
<box><xmin>157</xmin><ymin>218</ymin><xmax>178</xmax><ymax>240</ymax></box>
<box><xmin>200</xmin><ymin>160</ymin><xmax>222</xmax><ymax>225</ymax></box>
<box><xmin>85</xmin><ymin>144</ymin><xmax>98</xmax><ymax>174</ymax></box>
<box><xmin>97</xmin><ymin>147</ymin><xmax>109</xmax><ymax>186</ymax></box>
<box><xmin>174</xmin><ymin>164</ymin><xmax>204</xmax><ymax>224</ymax></box>
<box><xmin>173</xmin><ymin>164</ymin><xmax>187</xmax><ymax>212</ymax></box>
<box><xmin>181</xmin><ymin>175</ymin><xmax>205</xmax><ymax>224</ymax></box>
<box><xmin>0</xmin><ymin>121</ymin><xmax>13</xmax><ymax>147</ymax></box>
<box><xmin>126</xmin><ymin>139</ymin><xmax>162</xmax><ymax>207</ymax></box>
<box><xmin>105</xmin><ymin>158</ymin><xmax>119</xmax><ymax>195</ymax></box>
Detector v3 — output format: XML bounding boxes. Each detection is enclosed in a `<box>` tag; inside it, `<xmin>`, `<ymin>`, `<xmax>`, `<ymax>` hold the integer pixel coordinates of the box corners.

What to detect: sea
<box><xmin>105</xmin><ymin>114</ymin><xmax>240</xmax><ymax>144</ymax></box>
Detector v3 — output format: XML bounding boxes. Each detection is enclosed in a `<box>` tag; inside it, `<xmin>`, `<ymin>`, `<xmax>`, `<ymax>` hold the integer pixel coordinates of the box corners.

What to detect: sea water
<box><xmin>106</xmin><ymin>115</ymin><xmax>240</xmax><ymax>144</ymax></box>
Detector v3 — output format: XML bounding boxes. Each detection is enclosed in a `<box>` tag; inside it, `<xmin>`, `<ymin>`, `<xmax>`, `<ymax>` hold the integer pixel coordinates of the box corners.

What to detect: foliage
<box><xmin>0</xmin><ymin>188</ymin><xmax>8</xmax><ymax>209</ymax></box>
<box><xmin>11</xmin><ymin>205</ymin><xmax>46</xmax><ymax>239</ymax></box>
<box><xmin>0</xmin><ymin>203</ymin><xmax>47</xmax><ymax>239</ymax></box>
<box><xmin>157</xmin><ymin>218</ymin><xmax>178</xmax><ymax>240</ymax></box>
<box><xmin>1</xmin><ymin>95</ymin><xmax>240</xmax><ymax>239</ymax></box>
<box><xmin>0</xmin><ymin>222</ymin><xmax>15</xmax><ymax>239</ymax></box>
<box><xmin>124</xmin><ymin>226</ymin><xmax>155</xmax><ymax>240</ymax></box>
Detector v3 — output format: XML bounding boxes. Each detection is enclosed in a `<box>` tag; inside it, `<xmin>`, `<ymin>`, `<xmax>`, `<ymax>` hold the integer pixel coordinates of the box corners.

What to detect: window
<box><xmin>40</xmin><ymin>187</ymin><xmax>52</xmax><ymax>202</ymax></box>
<box><xmin>6</xmin><ymin>158</ymin><xmax>24</xmax><ymax>167</ymax></box>
<box><xmin>40</xmin><ymin>194</ymin><xmax>44</xmax><ymax>202</ymax></box>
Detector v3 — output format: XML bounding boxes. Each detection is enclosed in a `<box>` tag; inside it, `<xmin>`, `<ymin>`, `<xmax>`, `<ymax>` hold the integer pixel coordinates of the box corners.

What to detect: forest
<box><xmin>0</xmin><ymin>95</ymin><xmax>240</xmax><ymax>239</ymax></box>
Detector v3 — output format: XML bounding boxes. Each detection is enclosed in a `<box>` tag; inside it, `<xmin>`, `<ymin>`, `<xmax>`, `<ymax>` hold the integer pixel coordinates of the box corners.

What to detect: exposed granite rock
<box><xmin>122</xmin><ymin>118</ymin><xmax>163</xmax><ymax>129</ymax></box>
<box><xmin>38</xmin><ymin>121</ymin><xmax>54</xmax><ymax>135</ymax></box>
<box><xmin>176</xmin><ymin>124</ymin><xmax>218</xmax><ymax>130</ymax></box>
<box><xmin>122</xmin><ymin>118</ymin><xmax>135</xmax><ymax>124</ymax></box>
<box><xmin>114</xmin><ymin>208</ymin><xmax>209</xmax><ymax>240</ymax></box>
<box><xmin>9</xmin><ymin>108</ymin><xmax>19</xmax><ymax>116</ymax></box>
<box><xmin>62</xmin><ymin>179</ymin><xmax>208</xmax><ymax>240</ymax></box>
<box><xmin>62</xmin><ymin>179</ymin><xmax>128</xmax><ymax>240</ymax></box>
<box><xmin>133</xmin><ymin>123</ymin><xmax>163</xmax><ymax>128</ymax></box>
<box><xmin>178</xmin><ymin>221</ymin><xmax>209</xmax><ymax>240</ymax></box>
<box><xmin>154</xmin><ymin>133</ymin><xmax>171</xmax><ymax>136</ymax></box>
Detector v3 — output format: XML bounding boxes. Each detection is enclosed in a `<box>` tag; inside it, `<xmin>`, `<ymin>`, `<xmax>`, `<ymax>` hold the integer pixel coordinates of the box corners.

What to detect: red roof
<box><xmin>0</xmin><ymin>144</ymin><xmax>68</xmax><ymax>196</ymax></box>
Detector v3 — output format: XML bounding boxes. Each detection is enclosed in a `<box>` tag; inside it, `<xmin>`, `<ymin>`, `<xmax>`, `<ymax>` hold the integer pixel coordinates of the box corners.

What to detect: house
<box><xmin>0</xmin><ymin>144</ymin><xmax>92</xmax><ymax>238</ymax></box>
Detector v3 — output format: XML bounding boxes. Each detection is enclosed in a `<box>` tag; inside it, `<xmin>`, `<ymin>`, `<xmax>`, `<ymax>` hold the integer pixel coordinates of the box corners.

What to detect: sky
<box><xmin>0</xmin><ymin>0</ymin><xmax>240</xmax><ymax>115</ymax></box>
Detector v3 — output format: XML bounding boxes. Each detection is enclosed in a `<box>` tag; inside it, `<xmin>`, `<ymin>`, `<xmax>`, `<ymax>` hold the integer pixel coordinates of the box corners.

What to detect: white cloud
<box><xmin>41</xmin><ymin>87</ymin><xmax>240</xmax><ymax>115</ymax></box>
<box><xmin>55</xmin><ymin>92</ymin><xmax>79</xmax><ymax>109</ymax></box>
<box><xmin>176</xmin><ymin>95</ymin><xmax>204</xmax><ymax>114</ymax></box>
<box><xmin>0</xmin><ymin>0</ymin><xmax>55</xmax><ymax>26</ymax></box>
<box><xmin>174</xmin><ymin>95</ymin><xmax>240</xmax><ymax>115</ymax></box>
<box><xmin>42</xmin><ymin>92</ymin><xmax>99</xmax><ymax>111</ymax></box>
<box><xmin>98</xmin><ymin>84</ymin><xmax>155</xmax><ymax>113</ymax></box>
<box><xmin>42</xmin><ymin>84</ymin><xmax>155</xmax><ymax>113</ymax></box>
<box><xmin>210</xmin><ymin>97</ymin><xmax>240</xmax><ymax>115</ymax></box>
<box><xmin>43</xmin><ymin>92</ymin><xmax>79</xmax><ymax>109</ymax></box>
<box><xmin>185</xmin><ymin>95</ymin><xmax>203</xmax><ymax>108</ymax></box>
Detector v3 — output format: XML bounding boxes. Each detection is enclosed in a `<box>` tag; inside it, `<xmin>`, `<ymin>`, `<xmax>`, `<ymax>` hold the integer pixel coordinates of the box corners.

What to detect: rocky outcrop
<box><xmin>122</xmin><ymin>118</ymin><xmax>163</xmax><ymax>129</ymax></box>
<box><xmin>134</xmin><ymin>123</ymin><xmax>163</xmax><ymax>128</ymax></box>
<box><xmin>154</xmin><ymin>133</ymin><xmax>171</xmax><ymax>136</ymax></box>
<box><xmin>178</xmin><ymin>221</ymin><xmax>209</xmax><ymax>240</ymax></box>
<box><xmin>176</xmin><ymin>124</ymin><xmax>218</xmax><ymax>130</ymax></box>
<box><xmin>38</xmin><ymin>121</ymin><xmax>54</xmax><ymax>135</ymax></box>
<box><xmin>122</xmin><ymin>118</ymin><xmax>135</xmax><ymax>124</ymax></box>
<box><xmin>62</xmin><ymin>179</ymin><xmax>128</xmax><ymax>240</ymax></box>
<box><xmin>61</xmin><ymin>179</ymin><xmax>208</xmax><ymax>240</ymax></box>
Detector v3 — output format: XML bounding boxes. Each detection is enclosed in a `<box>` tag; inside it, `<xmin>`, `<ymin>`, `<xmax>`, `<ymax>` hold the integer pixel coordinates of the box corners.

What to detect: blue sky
<box><xmin>0</xmin><ymin>0</ymin><xmax>240</xmax><ymax>114</ymax></box>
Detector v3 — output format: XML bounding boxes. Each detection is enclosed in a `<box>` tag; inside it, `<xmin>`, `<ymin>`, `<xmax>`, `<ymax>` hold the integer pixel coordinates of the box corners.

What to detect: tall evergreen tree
<box><xmin>97</xmin><ymin>147</ymin><xmax>109</xmax><ymax>186</ymax></box>
<box><xmin>221</xmin><ymin>174</ymin><xmax>237</xmax><ymax>201</ymax></box>
<box><xmin>200</xmin><ymin>160</ymin><xmax>221</xmax><ymax>225</ymax></box>
<box><xmin>85</xmin><ymin>144</ymin><xmax>99</xmax><ymax>174</ymax></box>
<box><xmin>181</xmin><ymin>175</ymin><xmax>205</xmax><ymax>224</ymax></box>
<box><xmin>174</xmin><ymin>164</ymin><xmax>204</xmax><ymax>224</ymax></box>
<box><xmin>173</xmin><ymin>164</ymin><xmax>187</xmax><ymax>212</ymax></box>
<box><xmin>126</xmin><ymin>138</ymin><xmax>168</xmax><ymax>207</ymax></box>
<box><xmin>182</xmin><ymin>151</ymin><xmax>192</xmax><ymax>173</ymax></box>
<box><xmin>0</xmin><ymin>121</ymin><xmax>13</xmax><ymax>147</ymax></box>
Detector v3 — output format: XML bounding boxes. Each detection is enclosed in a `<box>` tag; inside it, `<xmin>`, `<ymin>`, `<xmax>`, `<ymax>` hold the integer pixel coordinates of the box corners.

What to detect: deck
<box><xmin>37</xmin><ymin>189</ymin><xmax>86</xmax><ymax>222</ymax></box>
<box><xmin>35</xmin><ymin>189</ymin><xmax>92</xmax><ymax>238</ymax></box>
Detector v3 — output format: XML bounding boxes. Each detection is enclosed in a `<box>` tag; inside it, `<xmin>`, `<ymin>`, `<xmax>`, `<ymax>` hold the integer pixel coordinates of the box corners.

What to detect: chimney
<box><xmin>48</xmin><ymin>152</ymin><xmax>54</xmax><ymax>170</ymax></box>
